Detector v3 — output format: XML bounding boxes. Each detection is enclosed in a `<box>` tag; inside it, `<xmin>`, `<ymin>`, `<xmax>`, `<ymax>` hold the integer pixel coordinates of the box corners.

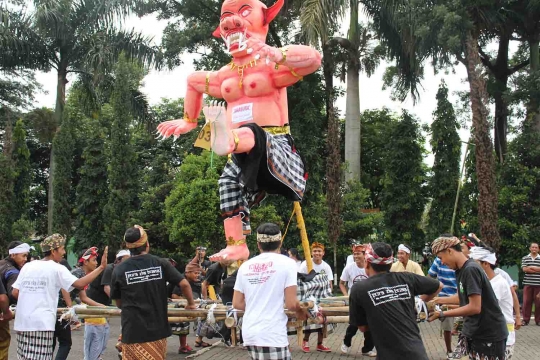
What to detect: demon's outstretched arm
<box><xmin>185</xmin><ymin>71</ymin><xmax>223</xmax><ymax>121</ymax></box>
<box><xmin>272</xmin><ymin>44</ymin><xmax>322</xmax><ymax>87</ymax></box>
<box><xmin>157</xmin><ymin>70</ymin><xmax>222</xmax><ymax>138</ymax></box>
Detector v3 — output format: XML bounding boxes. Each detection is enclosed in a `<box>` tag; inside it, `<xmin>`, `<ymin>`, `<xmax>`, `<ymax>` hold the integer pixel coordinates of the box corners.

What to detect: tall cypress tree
<box><xmin>102</xmin><ymin>55</ymin><xmax>140</xmax><ymax>250</ymax></box>
<box><xmin>380</xmin><ymin>111</ymin><xmax>428</xmax><ymax>248</ymax></box>
<box><xmin>0</xmin><ymin>153</ymin><xmax>15</xmax><ymax>251</ymax></box>
<box><xmin>74</xmin><ymin>120</ymin><xmax>109</xmax><ymax>250</ymax></box>
<box><xmin>427</xmin><ymin>82</ymin><xmax>461</xmax><ymax>239</ymax></box>
<box><xmin>52</xmin><ymin>107</ymin><xmax>75</xmax><ymax>236</ymax></box>
<box><xmin>12</xmin><ymin>119</ymin><xmax>32</xmax><ymax>223</ymax></box>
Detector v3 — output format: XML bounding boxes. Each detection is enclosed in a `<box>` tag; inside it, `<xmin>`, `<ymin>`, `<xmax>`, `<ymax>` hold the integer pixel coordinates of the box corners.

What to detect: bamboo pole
<box><xmin>294</xmin><ymin>202</ymin><xmax>313</xmax><ymax>272</ymax></box>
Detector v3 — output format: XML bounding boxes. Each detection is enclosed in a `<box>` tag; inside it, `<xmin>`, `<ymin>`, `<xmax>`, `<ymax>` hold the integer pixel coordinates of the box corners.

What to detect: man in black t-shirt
<box><xmin>429</xmin><ymin>236</ymin><xmax>508</xmax><ymax>360</ymax></box>
<box><xmin>101</xmin><ymin>249</ymin><xmax>131</xmax><ymax>298</ymax></box>
<box><xmin>202</xmin><ymin>259</ymin><xmax>232</xmax><ymax>300</ymax></box>
<box><xmin>349</xmin><ymin>242</ymin><xmax>442</xmax><ymax>360</ymax></box>
<box><xmin>111</xmin><ymin>225</ymin><xmax>196</xmax><ymax>360</ymax></box>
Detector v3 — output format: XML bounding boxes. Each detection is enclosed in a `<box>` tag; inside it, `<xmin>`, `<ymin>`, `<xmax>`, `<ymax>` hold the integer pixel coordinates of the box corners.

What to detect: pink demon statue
<box><xmin>157</xmin><ymin>0</ymin><xmax>322</xmax><ymax>261</ymax></box>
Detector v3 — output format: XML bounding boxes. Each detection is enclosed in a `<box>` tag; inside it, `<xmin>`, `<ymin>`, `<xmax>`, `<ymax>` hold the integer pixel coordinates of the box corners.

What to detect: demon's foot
<box><xmin>203</xmin><ymin>101</ymin><xmax>234</xmax><ymax>156</ymax></box>
<box><xmin>209</xmin><ymin>244</ymin><xmax>249</xmax><ymax>262</ymax></box>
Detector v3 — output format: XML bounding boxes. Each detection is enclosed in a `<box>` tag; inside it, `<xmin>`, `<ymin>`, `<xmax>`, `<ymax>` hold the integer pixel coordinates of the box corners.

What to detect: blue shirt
<box><xmin>428</xmin><ymin>257</ymin><xmax>457</xmax><ymax>297</ymax></box>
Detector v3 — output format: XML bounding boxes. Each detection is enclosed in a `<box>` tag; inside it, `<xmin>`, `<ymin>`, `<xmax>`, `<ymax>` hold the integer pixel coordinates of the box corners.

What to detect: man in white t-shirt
<box><xmin>298</xmin><ymin>242</ymin><xmax>333</xmax><ymax>352</ymax></box>
<box><xmin>339</xmin><ymin>244</ymin><xmax>376</xmax><ymax>356</ymax></box>
<box><xmin>12</xmin><ymin>234</ymin><xmax>108</xmax><ymax>360</ymax></box>
<box><xmin>233</xmin><ymin>223</ymin><xmax>306</xmax><ymax>360</ymax></box>
<box><xmin>470</xmin><ymin>247</ymin><xmax>516</xmax><ymax>359</ymax></box>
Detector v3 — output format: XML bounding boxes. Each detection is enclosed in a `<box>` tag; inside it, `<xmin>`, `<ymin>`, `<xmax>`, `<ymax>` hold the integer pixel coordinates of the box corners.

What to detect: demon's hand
<box><xmin>157</xmin><ymin>118</ymin><xmax>198</xmax><ymax>139</ymax></box>
<box><xmin>246</xmin><ymin>38</ymin><xmax>283</xmax><ymax>65</ymax></box>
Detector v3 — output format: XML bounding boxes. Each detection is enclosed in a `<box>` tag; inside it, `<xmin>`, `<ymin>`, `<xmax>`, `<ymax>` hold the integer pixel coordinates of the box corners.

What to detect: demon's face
<box><xmin>213</xmin><ymin>0</ymin><xmax>283</xmax><ymax>56</ymax></box>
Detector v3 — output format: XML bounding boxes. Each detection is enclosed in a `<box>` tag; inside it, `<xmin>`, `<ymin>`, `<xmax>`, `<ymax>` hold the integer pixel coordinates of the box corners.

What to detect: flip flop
<box><xmin>194</xmin><ymin>341</ymin><xmax>211</xmax><ymax>348</ymax></box>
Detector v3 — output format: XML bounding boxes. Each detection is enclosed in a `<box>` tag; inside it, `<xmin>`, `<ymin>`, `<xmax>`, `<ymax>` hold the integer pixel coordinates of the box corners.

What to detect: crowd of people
<box><xmin>0</xmin><ymin>225</ymin><xmax>537</xmax><ymax>360</ymax></box>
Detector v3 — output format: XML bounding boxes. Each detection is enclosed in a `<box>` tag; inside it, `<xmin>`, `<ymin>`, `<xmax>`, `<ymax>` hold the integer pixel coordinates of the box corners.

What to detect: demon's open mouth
<box><xmin>222</xmin><ymin>28</ymin><xmax>249</xmax><ymax>53</ymax></box>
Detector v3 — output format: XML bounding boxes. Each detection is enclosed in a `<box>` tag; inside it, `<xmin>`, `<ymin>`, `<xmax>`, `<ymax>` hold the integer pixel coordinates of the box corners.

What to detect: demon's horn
<box><xmin>264</xmin><ymin>0</ymin><xmax>284</xmax><ymax>25</ymax></box>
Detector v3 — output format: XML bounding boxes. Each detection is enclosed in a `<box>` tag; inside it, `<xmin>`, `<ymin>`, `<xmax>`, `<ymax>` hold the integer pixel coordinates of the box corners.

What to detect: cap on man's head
<box><xmin>41</xmin><ymin>234</ymin><xmax>66</xmax><ymax>252</ymax></box>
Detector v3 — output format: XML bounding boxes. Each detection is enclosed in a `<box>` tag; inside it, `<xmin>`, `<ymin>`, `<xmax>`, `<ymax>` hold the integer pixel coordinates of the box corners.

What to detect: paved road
<box><xmin>8</xmin><ymin>319</ymin><xmax>540</xmax><ymax>359</ymax></box>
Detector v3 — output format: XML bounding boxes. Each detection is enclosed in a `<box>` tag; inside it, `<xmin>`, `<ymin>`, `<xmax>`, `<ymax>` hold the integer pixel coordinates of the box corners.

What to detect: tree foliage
<box><xmin>380</xmin><ymin>111</ymin><xmax>428</xmax><ymax>249</ymax></box>
<box><xmin>427</xmin><ymin>82</ymin><xmax>461</xmax><ymax>239</ymax></box>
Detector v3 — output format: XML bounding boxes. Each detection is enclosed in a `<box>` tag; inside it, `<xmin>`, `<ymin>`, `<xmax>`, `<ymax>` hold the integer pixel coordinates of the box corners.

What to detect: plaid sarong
<box><xmin>287</xmin><ymin>273</ymin><xmax>336</xmax><ymax>335</ymax></box>
<box><xmin>16</xmin><ymin>331</ymin><xmax>54</xmax><ymax>360</ymax></box>
<box><xmin>219</xmin><ymin>131</ymin><xmax>306</xmax><ymax>234</ymax></box>
<box><xmin>122</xmin><ymin>338</ymin><xmax>167</xmax><ymax>360</ymax></box>
<box><xmin>171</xmin><ymin>322</ymin><xmax>190</xmax><ymax>336</ymax></box>
<box><xmin>464</xmin><ymin>337</ymin><xmax>506</xmax><ymax>360</ymax></box>
<box><xmin>247</xmin><ymin>345</ymin><xmax>291</xmax><ymax>360</ymax></box>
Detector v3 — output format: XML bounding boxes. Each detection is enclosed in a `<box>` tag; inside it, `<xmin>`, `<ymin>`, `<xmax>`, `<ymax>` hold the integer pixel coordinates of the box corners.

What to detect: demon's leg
<box><xmin>209</xmin><ymin>161</ymin><xmax>251</xmax><ymax>262</ymax></box>
<box><xmin>206</xmin><ymin>103</ymin><xmax>255</xmax><ymax>156</ymax></box>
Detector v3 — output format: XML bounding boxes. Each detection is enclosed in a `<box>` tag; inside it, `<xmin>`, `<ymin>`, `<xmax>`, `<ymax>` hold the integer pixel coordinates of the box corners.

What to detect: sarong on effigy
<box><xmin>219</xmin><ymin>123</ymin><xmax>307</xmax><ymax>234</ymax></box>
<box><xmin>122</xmin><ymin>338</ymin><xmax>167</xmax><ymax>360</ymax></box>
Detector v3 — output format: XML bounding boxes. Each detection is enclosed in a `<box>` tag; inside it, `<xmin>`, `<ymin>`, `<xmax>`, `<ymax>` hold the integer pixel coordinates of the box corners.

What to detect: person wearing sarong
<box><xmin>0</xmin><ymin>241</ymin><xmax>31</xmax><ymax>359</ymax></box>
<box><xmin>233</xmin><ymin>223</ymin><xmax>307</xmax><ymax>360</ymax></box>
<box><xmin>12</xmin><ymin>234</ymin><xmax>107</xmax><ymax>360</ymax></box>
<box><xmin>0</xmin><ymin>277</ymin><xmax>13</xmax><ymax>360</ymax></box>
<box><xmin>110</xmin><ymin>225</ymin><xmax>197</xmax><ymax>360</ymax></box>
<box><xmin>171</xmin><ymin>261</ymin><xmax>202</xmax><ymax>354</ymax></box>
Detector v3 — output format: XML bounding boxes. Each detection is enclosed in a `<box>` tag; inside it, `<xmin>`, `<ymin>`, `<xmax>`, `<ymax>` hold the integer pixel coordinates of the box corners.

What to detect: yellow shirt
<box><xmin>390</xmin><ymin>260</ymin><xmax>424</xmax><ymax>275</ymax></box>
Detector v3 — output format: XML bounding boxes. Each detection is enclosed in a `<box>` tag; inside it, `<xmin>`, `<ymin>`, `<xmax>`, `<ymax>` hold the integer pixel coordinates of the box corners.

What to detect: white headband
<box><xmin>9</xmin><ymin>243</ymin><xmax>35</xmax><ymax>255</ymax></box>
<box><xmin>469</xmin><ymin>247</ymin><xmax>497</xmax><ymax>265</ymax></box>
<box><xmin>116</xmin><ymin>250</ymin><xmax>131</xmax><ymax>258</ymax></box>
<box><xmin>257</xmin><ymin>233</ymin><xmax>282</xmax><ymax>243</ymax></box>
<box><xmin>398</xmin><ymin>244</ymin><xmax>411</xmax><ymax>254</ymax></box>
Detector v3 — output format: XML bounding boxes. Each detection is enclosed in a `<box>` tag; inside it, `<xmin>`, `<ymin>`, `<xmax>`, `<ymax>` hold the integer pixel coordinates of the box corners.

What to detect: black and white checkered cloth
<box><xmin>218</xmin><ymin>133</ymin><xmax>306</xmax><ymax>234</ymax></box>
<box><xmin>17</xmin><ymin>331</ymin><xmax>54</xmax><ymax>360</ymax></box>
<box><xmin>287</xmin><ymin>273</ymin><xmax>337</xmax><ymax>334</ymax></box>
<box><xmin>247</xmin><ymin>345</ymin><xmax>292</xmax><ymax>360</ymax></box>
<box><xmin>171</xmin><ymin>321</ymin><xmax>190</xmax><ymax>336</ymax></box>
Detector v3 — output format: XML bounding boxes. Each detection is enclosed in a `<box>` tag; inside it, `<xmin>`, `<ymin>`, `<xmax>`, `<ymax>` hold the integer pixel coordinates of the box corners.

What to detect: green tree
<box><xmin>165</xmin><ymin>152</ymin><xmax>226</xmax><ymax>255</ymax></box>
<box><xmin>380</xmin><ymin>111</ymin><xmax>428</xmax><ymax>248</ymax></box>
<box><xmin>73</xmin><ymin>119</ymin><xmax>109</xmax><ymax>250</ymax></box>
<box><xmin>0</xmin><ymin>153</ymin><xmax>15</xmax><ymax>251</ymax></box>
<box><xmin>102</xmin><ymin>56</ymin><xmax>142</xmax><ymax>250</ymax></box>
<box><xmin>360</xmin><ymin>108</ymin><xmax>398</xmax><ymax>209</ymax></box>
<box><xmin>11</xmin><ymin>118</ymin><xmax>31</xmax><ymax>222</ymax></box>
<box><xmin>1</xmin><ymin>0</ymin><xmax>159</xmax><ymax>234</ymax></box>
<box><xmin>427</xmin><ymin>82</ymin><xmax>461</xmax><ymax>239</ymax></box>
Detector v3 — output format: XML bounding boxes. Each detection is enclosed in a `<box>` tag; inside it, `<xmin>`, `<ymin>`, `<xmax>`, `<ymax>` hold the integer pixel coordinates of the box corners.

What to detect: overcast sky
<box><xmin>33</xmin><ymin>12</ymin><xmax>473</xmax><ymax>167</ymax></box>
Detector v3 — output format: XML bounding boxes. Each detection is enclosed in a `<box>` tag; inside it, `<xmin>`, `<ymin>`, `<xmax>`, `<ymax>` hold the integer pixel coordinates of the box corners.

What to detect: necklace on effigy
<box><xmin>228</xmin><ymin>58</ymin><xmax>258</xmax><ymax>89</ymax></box>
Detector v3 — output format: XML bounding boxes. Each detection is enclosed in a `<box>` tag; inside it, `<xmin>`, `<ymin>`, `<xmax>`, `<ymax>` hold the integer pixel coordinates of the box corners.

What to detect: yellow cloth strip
<box><xmin>263</xmin><ymin>125</ymin><xmax>290</xmax><ymax>135</ymax></box>
<box><xmin>507</xmin><ymin>324</ymin><xmax>514</xmax><ymax>332</ymax></box>
<box><xmin>85</xmin><ymin>318</ymin><xmax>107</xmax><ymax>325</ymax></box>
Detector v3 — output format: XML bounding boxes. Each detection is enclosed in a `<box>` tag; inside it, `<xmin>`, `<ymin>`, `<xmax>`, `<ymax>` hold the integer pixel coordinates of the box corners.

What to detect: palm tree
<box><xmin>1</xmin><ymin>0</ymin><xmax>160</xmax><ymax>234</ymax></box>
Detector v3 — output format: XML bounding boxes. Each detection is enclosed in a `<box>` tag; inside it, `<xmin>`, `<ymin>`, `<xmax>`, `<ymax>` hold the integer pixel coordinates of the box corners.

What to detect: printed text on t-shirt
<box><xmin>368</xmin><ymin>284</ymin><xmax>411</xmax><ymax>306</ymax></box>
<box><xmin>19</xmin><ymin>278</ymin><xmax>47</xmax><ymax>293</ymax></box>
<box><xmin>125</xmin><ymin>266</ymin><xmax>163</xmax><ymax>285</ymax></box>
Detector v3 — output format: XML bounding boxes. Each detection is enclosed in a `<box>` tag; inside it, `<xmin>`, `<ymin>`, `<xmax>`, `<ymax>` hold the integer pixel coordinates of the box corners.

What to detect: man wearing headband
<box><xmin>391</xmin><ymin>243</ymin><xmax>424</xmax><ymax>275</ymax></box>
<box><xmin>345</xmin><ymin>239</ymin><xmax>359</xmax><ymax>266</ymax></box>
<box><xmin>428</xmin><ymin>236</ymin><xmax>508</xmax><ymax>360</ymax></box>
<box><xmin>339</xmin><ymin>244</ymin><xmax>374</xmax><ymax>357</ymax></box>
<box><xmin>72</xmin><ymin>247</ymin><xmax>112</xmax><ymax>360</ymax></box>
<box><xmin>299</xmin><ymin>242</ymin><xmax>333</xmax><ymax>291</ymax></box>
<box><xmin>101</xmin><ymin>250</ymin><xmax>131</xmax><ymax>299</ymax></box>
<box><xmin>195</xmin><ymin>246</ymin><xmax>211</xmax><ymax>275</ymax></box>
<box><xmin>233</xmin><ymin>223</ymin><xmax>306</xmax><ymax>360</ymax></box>
<box><xmin>12</xmin><ymin>234</ymin><xmax>108</xmax><ymax>360</ymax></box>
<box><xmin>171</xmin><ymin>261</ymin><xmax>203</xmax><ymax>354</ymax></box>
<box><xmin>0</xmin><ymin>241</ymin><xmax>33</xmax><ymax>358</ymax></box>
<box><xmin>469</xmin><ymin>247</ymin><xmax>516</xmax><ymax>359</ymax></box>
<box><xmin>349</xmin><ymin>242</ymin><xmax>442</xmax><ymax>360</ymax></box>
<box><xmin>298</xmin><ymin>241</ymin><xmax>333</xmax><ymax>353</ymax></box>
<box><xmin>427</xmin><ymin>233</ymin><xmax>458</xmax><ymax>357</ymax></box>
<box><xmin>110</xmin><ymin>226</ymin><xmax>197</xmax><ymax>360</ymax></box>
